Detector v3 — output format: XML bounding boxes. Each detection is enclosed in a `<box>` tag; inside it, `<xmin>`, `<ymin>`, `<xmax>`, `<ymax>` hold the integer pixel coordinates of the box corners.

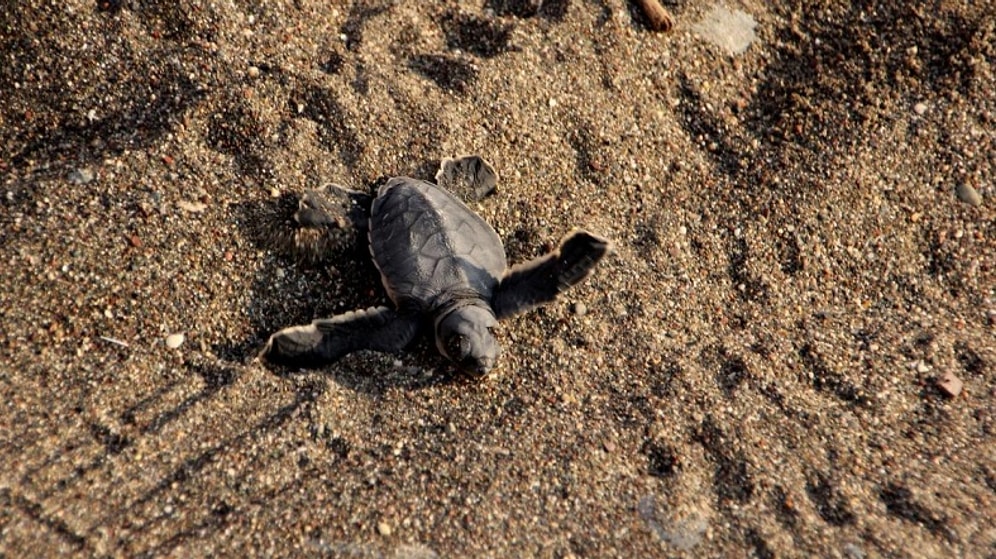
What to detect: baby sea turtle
<box><xmin>261</xmin><ymin>160</ymin><xmax>610</xmax><ymax>376</ymax></box>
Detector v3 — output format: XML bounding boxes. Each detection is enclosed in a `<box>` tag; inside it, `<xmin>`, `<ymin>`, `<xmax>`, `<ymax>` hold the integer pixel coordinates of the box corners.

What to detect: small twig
<box><xmin>633</xmin><ymin>0</ymin><xmax>674</xmax><ymax>32</ymax></box>
<box><xmin>98</xmin><ymin>336</ymin><xmax>130</xmax><ymax>348</ymax></box>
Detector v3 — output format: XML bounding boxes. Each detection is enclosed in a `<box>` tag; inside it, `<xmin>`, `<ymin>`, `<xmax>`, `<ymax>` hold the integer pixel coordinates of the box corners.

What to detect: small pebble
<box><xmin>178</xmin><ymin>200</ymin><xmax>207</xmax><ymax>213</ymax></box>
<box><xmin>165</xmin><ymin>333</ymin><xmax>185</xmax><ymax>349</ymax></box>
<box><xmin>913</xmin><ymin>102</ymin><xmax>928</xmax><ymax>115</ymax></box>
<box><xmin>128</xmin><ymin>234</ymin><xmax>142</xmax><ymax>248</ymax></box>
<box><xmin>955</xmin><ymin>183</ymin><xmax>982</xmax><ymax>206</ymax></box>
<box><xmin>936</xmin><ymin>371</ymin><xmax>963</xmax><ymax>398</ymax></box>
<box><xmin>571</xmin><ymin>301</ymin><xmax>587</xmax><ymax>316</ymax></box>
<box><xmin>247</xmin><ymin>65</ymin><xmax>260</xmax><ymax>78</ymax></box>
<box><xmin>843</xmin><ymin>543</ymin><xmax>866</xmax><ymax>559</ymax></box>
<box><xmin>68</xmin><ymin>168</ymin><xmax>95</xmax><ymax>185</ymax></box>
<box><xmin>377</xmin><ymin>521</ymin><xmax>393</xmax><ymax>536</ymax></box>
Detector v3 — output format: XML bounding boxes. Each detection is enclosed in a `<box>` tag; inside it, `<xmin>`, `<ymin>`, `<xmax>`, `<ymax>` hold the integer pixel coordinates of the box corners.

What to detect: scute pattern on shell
<box><xmin>369</xmin><ymin>177</ymin><xmax>507</xmax><ymax>309</ymax></box>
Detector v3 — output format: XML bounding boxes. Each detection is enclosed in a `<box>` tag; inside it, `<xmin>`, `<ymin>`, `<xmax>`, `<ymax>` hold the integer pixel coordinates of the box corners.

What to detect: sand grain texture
<box><xmin>2</xmin><ymin>1</ymin><xmax>994</xmax><ymax>557</ymax></box>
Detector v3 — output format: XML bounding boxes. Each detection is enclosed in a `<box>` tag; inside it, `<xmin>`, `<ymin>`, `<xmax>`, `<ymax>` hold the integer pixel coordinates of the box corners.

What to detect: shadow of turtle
<box><xmin>268</xmin><ymin>345</ymin><xmax>473</xmax><ymax>395</ymax></box>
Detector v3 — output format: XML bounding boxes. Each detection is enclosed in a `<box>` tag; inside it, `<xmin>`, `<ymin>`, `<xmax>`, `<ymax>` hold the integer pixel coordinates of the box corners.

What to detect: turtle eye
<box><xmin>446</xmin><ymin>335</ymin><xmax>469</xmax><ymax>360</ymax></box>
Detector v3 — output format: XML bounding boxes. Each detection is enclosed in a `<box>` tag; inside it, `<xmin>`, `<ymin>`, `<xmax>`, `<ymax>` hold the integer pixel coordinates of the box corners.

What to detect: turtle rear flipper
<box><xmin>435</xmin><ymin>155</ymin><xmax>498</xmax><ymax>202</ymax></box>
<box><xmin>296</xmin><ymin>185</ymin><xmax>372</xmax><ymax>229</ymax></box>
<box><xmin>279</xmin><ymin>184</ymin><xmax>372</xmax><ymax>263</ymax></box>
<box><xmin>260</xmin><ymin>306</ymin><xmax>419</xmax><ymax>368</ymax></box>
<box><xmin>493</xmin><ymin>230</ymin><xmax>611</xmax><ymax>319</ymax></box>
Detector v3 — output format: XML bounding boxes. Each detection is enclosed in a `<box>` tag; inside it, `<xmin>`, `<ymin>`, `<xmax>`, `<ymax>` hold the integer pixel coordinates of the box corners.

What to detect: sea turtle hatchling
<box><xmin>261</xmin><ymin>165</ymin><xmax>611</xmax><ymax>376</ymax></box>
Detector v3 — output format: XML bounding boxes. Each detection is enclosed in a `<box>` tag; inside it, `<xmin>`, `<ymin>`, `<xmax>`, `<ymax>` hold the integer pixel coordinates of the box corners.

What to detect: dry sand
<box><xmin>1</xmin><ymin>1</ymin><xmax>994</xmax><ymax>557</ymax></box>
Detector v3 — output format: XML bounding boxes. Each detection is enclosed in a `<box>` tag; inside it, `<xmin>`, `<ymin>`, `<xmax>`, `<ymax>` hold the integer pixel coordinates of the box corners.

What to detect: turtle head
<box><xmin>435</xmin><ymin>304</ymin><xmax>499</xmax><ymax>377</ymax></box>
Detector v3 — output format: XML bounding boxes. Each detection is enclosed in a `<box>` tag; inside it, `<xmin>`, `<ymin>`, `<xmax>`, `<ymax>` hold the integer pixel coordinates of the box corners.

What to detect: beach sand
<box><xmin>2</xmin><ymin>1</ymin><xmax>993</xmax><ymax>556</ymax></box>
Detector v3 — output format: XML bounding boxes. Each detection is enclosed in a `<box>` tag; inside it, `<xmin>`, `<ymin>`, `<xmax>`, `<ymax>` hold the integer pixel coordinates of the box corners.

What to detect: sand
<box><xmin>1</xmin><ymin>1</ymin><xmax>994</xmax><ymax>556</ymax></box>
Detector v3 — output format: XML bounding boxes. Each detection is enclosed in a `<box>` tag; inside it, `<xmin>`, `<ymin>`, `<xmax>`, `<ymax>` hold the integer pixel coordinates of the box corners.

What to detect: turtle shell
<box><xmin>369</xmin><ymin>177</ymin><xmax>507</xmax><ymax>310</ymax></box>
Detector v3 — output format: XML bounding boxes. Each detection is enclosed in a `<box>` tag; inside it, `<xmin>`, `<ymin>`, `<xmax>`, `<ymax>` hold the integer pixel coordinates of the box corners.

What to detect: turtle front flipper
<box><xmin>493</xmin><ymin>230</ymin><xmax>611</xmax><ymax>319</ymax></box>
<box><xmin>260</xmin><ymin>306</ymin><xmax>420</xmax><ymax>369</ymax></box>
